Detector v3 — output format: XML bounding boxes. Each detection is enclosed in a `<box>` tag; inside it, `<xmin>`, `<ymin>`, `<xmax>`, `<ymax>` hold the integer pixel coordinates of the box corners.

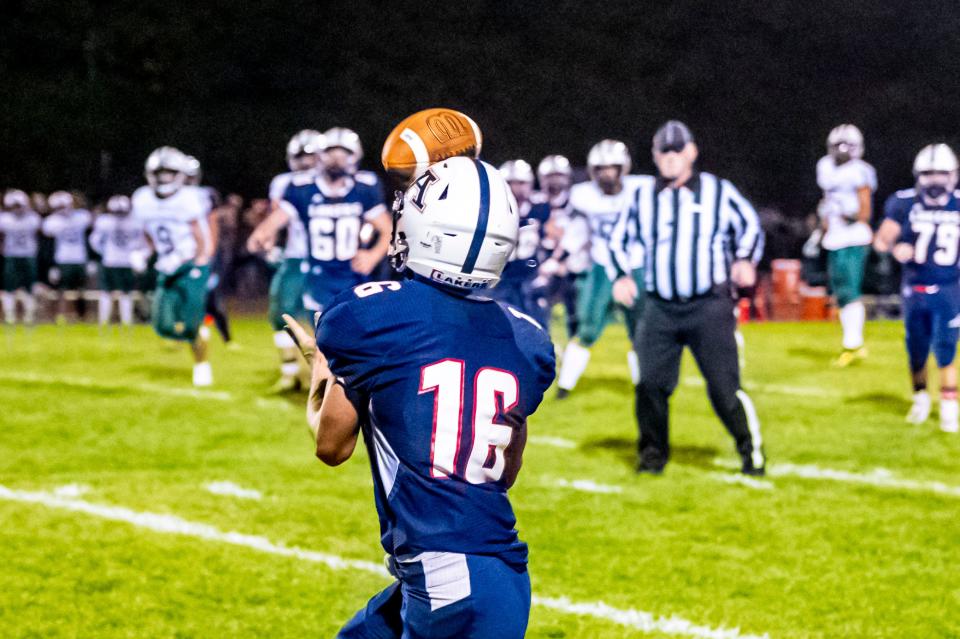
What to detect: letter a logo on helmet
<box><xmin>392</xmin><ymin>157</ymin><xmax>518</xmax><ymax>290</ymax></box>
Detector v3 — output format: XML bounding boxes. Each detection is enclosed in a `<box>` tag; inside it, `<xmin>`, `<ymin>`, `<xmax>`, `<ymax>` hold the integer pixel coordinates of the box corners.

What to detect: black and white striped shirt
<box><xmin>609</xmin><ymin>172</ymin><xmax>763</xmax><ymax>301</ymax></box>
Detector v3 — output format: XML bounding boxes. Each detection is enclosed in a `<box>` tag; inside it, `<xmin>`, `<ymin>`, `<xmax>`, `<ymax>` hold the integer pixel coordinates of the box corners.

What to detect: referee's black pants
<box><xmin>632</xmin><ymin>291</ymin><xmax>762</xmax><ymax>469</ymax></box>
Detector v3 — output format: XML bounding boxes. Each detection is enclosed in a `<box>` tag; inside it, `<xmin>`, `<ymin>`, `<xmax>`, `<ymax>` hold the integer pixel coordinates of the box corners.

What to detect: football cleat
<box><xmin>381</xmin><ymin>108</ymin><xmax>483</xmax><ymax>185</ymax></box>
<box><xmin>192</xmin><ymin>362</ymin><xmax>213</xmax><ymax>387</ymax></box>
<box><xmin>906</xmin><ymin>391</ymin><xmax>932</xmax><ymax>424</ymax></box>
<box><xmin>832</xmin><ymin>346</ymin><xmax>867</xmax><ymax>368</ymax></box>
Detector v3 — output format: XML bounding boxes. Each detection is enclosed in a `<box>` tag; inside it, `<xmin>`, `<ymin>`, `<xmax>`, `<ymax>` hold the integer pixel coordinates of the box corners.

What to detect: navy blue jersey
<box><xmin>281</xmin><ymin>172</ymin><xmax>386</xmax><ymax>280</ymax></box>
<box><xmin>500</xmin><ymin>200</ymin><xmax>551</xmax><ymax>282</ymax></box>
<box><xmin>885</xmin><ymin>189</ymin><xmax>960</xmax><ymax>285</ymax></box>
<box><xmin>315</xmin><ymin>277</ymin><xmax>556</xmax><ymax>567</ymax></box>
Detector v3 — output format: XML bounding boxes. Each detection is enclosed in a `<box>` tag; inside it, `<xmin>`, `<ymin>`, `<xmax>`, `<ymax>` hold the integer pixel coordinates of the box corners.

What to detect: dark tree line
<box><xmin>2</xmin><ymin>0</ymin><xmax>960</xmax><ymax>214</ymax></box>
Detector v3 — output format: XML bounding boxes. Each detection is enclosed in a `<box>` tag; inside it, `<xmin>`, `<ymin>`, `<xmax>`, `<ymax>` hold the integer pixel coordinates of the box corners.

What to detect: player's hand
<box><xmin>282</xmin><ymin>313</ymin><xmax>318</xmax><ymax>367</ymax></box>
<box><xmin>350</xmin><ymin>250</ymin><xmax>381</xmax><ymax>276</ymax></box>
<box><xmin>892</xmin><ymin>242</ymin><xmax>915</xmax><ymax>264</ymax></box>
<box><xmin>730</xmin><ymin>260</ymin><xmax>757</xmax><ymax>288</ymax></box>
<box><xmin>246</xmin><ymin>229</ymin><xmax>275</xmax><ymax>254</ymax></box>
<box><xmin>612</xmin><ymin>275</ymin><xmax>639</xmax><ymax>308</ymax></box>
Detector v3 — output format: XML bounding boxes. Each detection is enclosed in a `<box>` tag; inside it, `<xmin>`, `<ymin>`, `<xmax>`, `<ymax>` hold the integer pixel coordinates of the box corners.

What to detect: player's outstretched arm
<box><xmin>351</xmin><ymin>212</ymin><xmax>392</xmax><ymax>275</ymax></box>
<box><xmin>246</xmin><ymin>204</ymin><xmax>290</xmax><ymax>253</ymax></box>
<box><xmin>282</xmin><ymin>314</ymin><xmax>360</xmax><ymax>466</ymax></box>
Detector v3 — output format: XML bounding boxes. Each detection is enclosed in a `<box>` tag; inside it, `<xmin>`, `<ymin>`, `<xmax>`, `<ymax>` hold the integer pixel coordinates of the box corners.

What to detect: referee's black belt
<box><xmin>647</xmin><ymin>284</ymin><xmax>730</xmax><ymax>305</ymax></box>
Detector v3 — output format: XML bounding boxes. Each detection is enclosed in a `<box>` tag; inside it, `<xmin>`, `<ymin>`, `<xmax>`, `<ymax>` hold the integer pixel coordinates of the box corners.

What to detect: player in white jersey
<box><xmin>255</xmin><ymin>129</ymin><xmax>323</xmax><ymax>391</ymax></box>
<box><xmin>41</xmin><ymin>191</ymin><xmax>93</xmax><ymax>322</ymax></box>
<box><xmin>0</xmin><ymin>189</ymin><xmax>42</xmax><ymax>324</ymax></box>
<box><xmin>89</xmin><ymin>195</ymin><xmax>146</xmax><ymax>326</ymax></box>
<box><xmin>817</xmin><ymin>124</ymin><xmax>877</xmax><ymax>366</ymax></box>
<box><xmin>555</xmin><ymin>140</ymin><xmax>645</xmax><ymax>398</ymax></box>
<box><xmin>132</xmin><ymin>146</ymin><xmax>215</xmax><ymax>386</ymax></box>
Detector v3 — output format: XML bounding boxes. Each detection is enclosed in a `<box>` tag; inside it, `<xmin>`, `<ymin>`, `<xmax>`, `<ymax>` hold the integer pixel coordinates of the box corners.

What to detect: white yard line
<box><xmin>0</xmin><ymin>371</ymin><xmax>233</xmax><ymax>402</ymax></box>
<box><xmin>767</xmin><ymin>462</ymin><xmax>960</xmax><ymax>498</ymax></box>
<box><xmin>682</xmin><ymin>377</ymin><xmax>844</xmax><ymax>399</ymax></box>
<box><xmin>204</xmin><ymin>481</ymin><xmax>263</xmax><ymax>500</ymax></box>
<box><xmin>533</xmin><ymin>596</ymin><xmax>770</xmax><ymax>639</ymax></box>
<box><xmin>528</xmin><ymin>435</ymin><xmax>577</xmax><ymax>449</ymax></box>
<box><xmin>53</xmin><ymin>483</ymin><xmax>91</xmax><ymax>498</ymax></box>
<box><xmin>709</xmin><ymin>473</ymin><xmax>774</xmax><ymax>491</ymax></box>
<box><xmin>552</xmin><ymin>478</ymin><xmax>624</xmax><ymax>494</ymax></box>
<box><xmin>0</xmin><ymin>485</ymin><xmax>771</xmax><ymax>639</ymax></box>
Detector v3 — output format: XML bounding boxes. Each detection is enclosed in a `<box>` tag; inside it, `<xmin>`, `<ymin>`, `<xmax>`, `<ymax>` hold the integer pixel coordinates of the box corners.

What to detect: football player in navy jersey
<box><xmin>482</xmin><ymin>159</ymin><xmax>552</xmax><ymax>327</ymax></box>
<box><xmin>874</xmin><ymin>143</ymin><xmax>960</xmax><ymax>433</ymax></box>
<box><xmin>283</xmin><ymin>157</ymin><xmax>555</xmax><ymax>638</ymax></box>
<box><xmin>247</xmin><ymin>127</ymin><xmax>392</xmax><ymax>313</ymax></box>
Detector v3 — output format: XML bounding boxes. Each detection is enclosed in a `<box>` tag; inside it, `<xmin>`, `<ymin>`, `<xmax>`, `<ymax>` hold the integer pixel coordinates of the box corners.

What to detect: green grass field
<box><xmin>1</xmin><ymin>316</ymin><xmax>958</xmax><ymax>638</ymax></box>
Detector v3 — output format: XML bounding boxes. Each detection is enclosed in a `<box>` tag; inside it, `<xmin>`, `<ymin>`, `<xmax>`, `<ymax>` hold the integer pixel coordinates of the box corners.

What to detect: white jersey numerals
<box><xmin>419</xmin><ymin>359</ymin><xmax>520</xmax><ymax>483</ymax></box>
<box><xmin>308</xmin><ymin>216</ymin><xmax>361</xmax><ymax>261</ymax></box>
<box><xmin>911</xmin><ymin>221</ymin><xmax>960</xmax><ymax>266</ymax></box>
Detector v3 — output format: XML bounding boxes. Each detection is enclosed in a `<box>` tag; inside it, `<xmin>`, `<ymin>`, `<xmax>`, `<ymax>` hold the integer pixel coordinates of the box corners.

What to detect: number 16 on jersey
<box><xmin>419</xmin><ymin>359</ymin><xmax>520</xmax><ymax>484</ymax></box>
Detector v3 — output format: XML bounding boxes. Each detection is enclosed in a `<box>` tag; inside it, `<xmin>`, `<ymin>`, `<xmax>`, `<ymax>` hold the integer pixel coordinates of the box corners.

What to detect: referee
<box><xmin>609</xmin><ymin>120</ymin><xmax>766</xmax><ymax>475</ymax></box>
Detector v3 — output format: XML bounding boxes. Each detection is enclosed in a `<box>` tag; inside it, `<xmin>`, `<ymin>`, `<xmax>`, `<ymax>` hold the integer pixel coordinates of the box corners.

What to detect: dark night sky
<box><xmin>2</xmin><ymin>0</ymin><xmax>960</xmax><ymax>214</ymax></box>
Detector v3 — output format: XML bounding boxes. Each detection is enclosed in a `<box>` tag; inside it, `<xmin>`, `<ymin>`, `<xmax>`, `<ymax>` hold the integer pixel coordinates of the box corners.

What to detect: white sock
<box><xmin>839</xmin><ymin>300</ymin><xmax>865</xmax><ymax>350</ymax></box>
<box><xmin>627</xmin><ymin>350</ymin><xmax>640</xmax><ymax>385</ymax></box>
<box><xmin>98</xmin><ymin>292</ymin><xmax>112</xmax><ymax>325</ymax></box>
<box><xmin>940</xmin><ymin>397</ymin><xmax>959</xmax><ymax>432</ymax></box>
<box><xmin>22</xmin><ymin>293</ymin><xmax>36</xmax><ymax>324</ymax></box>
<box><xmin>119</xmin><ymin>295</ymin><xmax>133</xmax><ymax>325</ymax></box>
<box><xmin>557</xmin><ymin>341</ymin><xmax>591</xmax><ymax>391</ymax></box>
<box><xmin>1</xmin><ymin>292</ymin><xmax>13</xmax><ymax>323</ymax></box>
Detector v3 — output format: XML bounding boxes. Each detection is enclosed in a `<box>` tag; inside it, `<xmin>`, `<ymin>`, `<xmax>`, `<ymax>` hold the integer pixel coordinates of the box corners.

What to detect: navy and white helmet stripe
<box><xmin>462</xmin><ymin>159</ymin><xmax>491</xmax><ymax>274</ymax></box>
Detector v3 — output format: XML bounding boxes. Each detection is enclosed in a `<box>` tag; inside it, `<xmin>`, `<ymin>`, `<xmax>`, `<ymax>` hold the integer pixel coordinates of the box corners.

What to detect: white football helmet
<box><xmin>323</xmin><ymin>127</ymin><xmax>363</xmax><ymax>160</ymax></box>
<box><xmin>587</xmin><ymin>139</ymin><xmax>631</xmax><ymax>179</ymax></box>
<box><xmin>392</xmin><ymin>157</ymin><xmax>519</xmax><ymax>289</ymax></box>
<box><xmin>499</xmin><ymin>159</ymin><xmax>535</xmax><ymax>184</ymax></box>
<box><xmin>913</xmin><ymin>143</ymin><xmax>959</xmax><ymax>201</ymax></box>
<box><xmin>3</xmin><ymin>189</ymin><xmax>29</xmax><ymax>210</ymax></box>
<box><xmin>286</xmin><ymin>129</ymin><xmax>324</xmax><ymax>171</ymax></box>
<box><xmin>145</xmin><ymin>146</ymin><xmax>189</xmax><ymax>196</ymax></box>
<box><xmin>537</xmin><ymin>154</ymin><xmax>572</xmax><ymax>179</ymax></box>
<box><xmin>913</xmin><ymin>143</ymin><xmax>959</xmax><ymax>174</ymax></box>
<box><xmin>107</xmin><ymin>194</ymin><xmax>132</xmax><ymax>214</ymax></box>
<box><xmin>827</xmin><ymin>124</ymin><xmax>864</xmax><ymax>160</ymax></box>
<box><xmin>47</xmin><ymin>190</ymin><xmax>74</xmax><ymax>210</ymax></box>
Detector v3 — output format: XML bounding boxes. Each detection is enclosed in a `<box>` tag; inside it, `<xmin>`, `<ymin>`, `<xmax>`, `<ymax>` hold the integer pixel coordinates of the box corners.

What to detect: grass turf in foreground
<box><xmin>0</xmin><ymin>318</ymin><xmax>958</xmax><ymax>638</ymax></box>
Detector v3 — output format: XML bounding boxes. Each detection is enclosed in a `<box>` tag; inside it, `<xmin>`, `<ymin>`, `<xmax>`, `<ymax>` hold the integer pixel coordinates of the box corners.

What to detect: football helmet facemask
<box><xmin>827</xmin><ymin>124</ymin><xmax>864</xmax><ymax>163</ymax></box>
<box><xmin>145</xmin><ymin>146</ymin><xmax>189</xmax><ymax>197</ymax></box>
<box><xmin>913</xmin><ymin>143</ymin><xmax>959</xmax><ymax>202</ymax></box>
